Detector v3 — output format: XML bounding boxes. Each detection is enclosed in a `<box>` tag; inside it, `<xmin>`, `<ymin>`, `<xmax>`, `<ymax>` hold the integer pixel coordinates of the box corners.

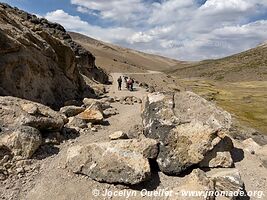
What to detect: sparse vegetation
<box><xmin>178</xmin><ymin>79</ymin><xmax>267</xmax><ymax>134</ymax></box>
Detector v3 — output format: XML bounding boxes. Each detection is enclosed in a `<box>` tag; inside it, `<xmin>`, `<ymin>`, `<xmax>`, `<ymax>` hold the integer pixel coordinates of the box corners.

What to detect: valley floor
<box><xmin>1</xmin><ymin>72</ymin><xmax>267</xmax><ymax>200</ymax></box>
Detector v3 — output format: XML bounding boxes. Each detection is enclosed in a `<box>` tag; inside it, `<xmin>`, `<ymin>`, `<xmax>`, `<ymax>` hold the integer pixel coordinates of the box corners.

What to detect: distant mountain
<box><xmin>168</xmin><ymin>42</ymin><xmax>267</xmax><ymax>82</ymax></box>
<box><xmin>69</xmin><ymin>32</ymin><xmax>184</xmax><ymax>73</ymax></box>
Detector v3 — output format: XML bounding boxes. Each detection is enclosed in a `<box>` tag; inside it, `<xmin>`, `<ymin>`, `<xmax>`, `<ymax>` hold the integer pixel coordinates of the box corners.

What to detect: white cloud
<box><xmin>45</xmin><ymin>10</ymin><xmax>135</xmax><ymax>43</ymax></box>
<box><xmin>45</xmin><ymin>0</ymin><xmax>267</xmax><ymax>60</ymax></box>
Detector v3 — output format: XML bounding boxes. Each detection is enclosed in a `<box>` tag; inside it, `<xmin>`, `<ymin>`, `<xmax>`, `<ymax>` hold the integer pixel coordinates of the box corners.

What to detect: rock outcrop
<box><xmin>142</xmin><ymin>92</ymin><xmax>234</xmax><ymax>175</ymax></box>
<box><xmin>66</xmin><ymin>138</ymin><xmax>158</xmax><ymax>184</ymax></box>
<box><xmin>0</xmin><ymin>3</ymin><xmax>108</xmax><ymax>108</ymax></box>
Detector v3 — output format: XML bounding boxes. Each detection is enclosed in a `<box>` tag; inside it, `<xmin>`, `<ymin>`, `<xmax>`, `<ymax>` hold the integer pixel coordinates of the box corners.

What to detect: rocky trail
<box><xmin>1</xmin><ymin>72</ymin><xmax>267</xmax><ymax>200</ymax></box>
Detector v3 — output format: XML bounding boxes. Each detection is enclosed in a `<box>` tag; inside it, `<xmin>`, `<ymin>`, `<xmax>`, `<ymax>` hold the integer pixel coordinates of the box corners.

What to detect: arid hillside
<box><xmin>69</xmin><ymin>32</ymin><xmax>184</xmax><ymax>73</ymax></box>
<box><xmin>168</xmin><ymin>43</ymin><xmax>267</xmax><ymax>82</ymax></box>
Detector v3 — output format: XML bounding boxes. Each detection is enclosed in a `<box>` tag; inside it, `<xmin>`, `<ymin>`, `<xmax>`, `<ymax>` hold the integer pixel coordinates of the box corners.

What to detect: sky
<box><xmin>2</xmin><ymin>0</ymin><xmax>267</xmax><ymax>61</ymax></box>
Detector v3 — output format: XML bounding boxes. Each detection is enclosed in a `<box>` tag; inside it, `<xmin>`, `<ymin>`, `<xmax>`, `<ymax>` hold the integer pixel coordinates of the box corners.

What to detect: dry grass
<box><xmin>169</xmin><ymin>44</ymin><xmax>267</xmax><ymax>82</ymax></box>
<box><xmin>179</xmin><ymin>78</ymin><xmax>267</xmax><ymax>134</ymax></box>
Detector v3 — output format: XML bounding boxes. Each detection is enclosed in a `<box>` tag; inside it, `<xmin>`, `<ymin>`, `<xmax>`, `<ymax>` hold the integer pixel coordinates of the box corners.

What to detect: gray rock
<box><xmin>76</xmin><ymin>105</ymin><xmax>104</xmax><ymax>123</ymax></box>
<box><xmin>59</xmin><ymin>106</ymin><xmax>85</xmax><ymax>117</ymax></box>
<box><xmin>66</xmin><ymin>117</ymin><xmax>88</xmax><ymax>129</ymax></box>
<box><xmin>209</xmin><ymin>169</ymin><xmax>244</xmax><ymax>200</ymax></box>
<box><xmin>103</xmin><ymin>107</ymin><xmax>119</xmax><ymax>117</ymax></box>
<box><xmin>109</xmin><ymin>131</ymin><xmax>128</xmax><ymax>140</ymax></box>
<box><xmin>0</xmin><ymin>96</ymin><xmax>65</xmax><ymax>131</ymax></box>
<box><xmin>65</xmin><ymin>138</ymin><xmax>158</xmax><ymax>184</ymax></box>
<box><xmin>200</xmin><ymin>136</ymin><xmax>234</xmax><ymax>168</ymax></box>
<box><xmin>142</xmin><ymin>92</ymin><xmax>233</xmax><ymax>175</ymax></box>
<box><xmin>0</xmin><ymin>126</ymin><xmax>42</xmax><ymax>159</ymax></box>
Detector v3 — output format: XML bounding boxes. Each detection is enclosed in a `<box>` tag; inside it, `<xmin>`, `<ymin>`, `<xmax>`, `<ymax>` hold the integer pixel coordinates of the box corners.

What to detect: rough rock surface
<box><xmin>65</xmin><ymin>138</ymin><xmax>158</xmax><ymax>184</ymax></box>
<box><xmin>170</xmin><ymin>169</ymin><xmax>215</xmax><ymax>200</ymax></box>
<box><xmin>120</xmin><ymin>96</ymin><xmax>142</xmax><ymax>105</ymax></box>
<box><xmin>59</xmin><ymin>106</ymin><xmax>85</xmax><ymax>117</ymax></box>
<box><xmin>0</xmin><ymin>96</ymin><xmax>65</xmax><ymax>131</ymax></box>
<box><xmin>65</xmin><ymin>116</ymin><xmax>88</xmax><ymax>129</ymax></box>
<box><xmin>0</xmin><ymin>126</ymin><xmax>42</xmax><ymax>159</ymax></box>
<box><xmin>199</xmin><ymin>136</ymin><xmax>234</xmax><ymax>168</ymax></box>
<box><xmin>76</xmin><ymin>103</ymin><xmax>104</xmax><ymax>123</ymax></box>
<box><xmin>109</xmin><ymin>131</ymin><xmax>128</xmax><ymax>140</ymax></box>
<box><xmin>0</xmin><ymin>3</ymin><xmax>108</xmax><ymax>108</ymax></box>
<box><xmin>210</xmin><ymin>169</ymin><xmax>244</xmax><ymax>200</ymax></box>
<box><xmin>142</xmin><ymin>92</ymin><xmax>233</xmax><ymax>175</ymax></box>
<box><xmin>242</xmin><ymin>138</ymin><xmax>261</xmax><ymax>154</ymax></box>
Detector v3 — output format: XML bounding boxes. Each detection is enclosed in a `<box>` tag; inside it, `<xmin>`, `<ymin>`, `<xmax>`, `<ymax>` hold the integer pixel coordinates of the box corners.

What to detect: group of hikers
<box><xmin>117</xmin><ymin>76</ymin><xmax>135</xmax><ymax>91</ymax></box>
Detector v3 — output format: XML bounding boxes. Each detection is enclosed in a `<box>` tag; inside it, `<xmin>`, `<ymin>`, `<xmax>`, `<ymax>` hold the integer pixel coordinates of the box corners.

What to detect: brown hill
<box><xmin>69</xmin><ymin>32</ymin><xmax>184</xmax><ymax>73</ymax></box>
<box><xmin>168</xmin><ymin>43</ymin><xmax>267</xmax><ymax>82</ymax></box>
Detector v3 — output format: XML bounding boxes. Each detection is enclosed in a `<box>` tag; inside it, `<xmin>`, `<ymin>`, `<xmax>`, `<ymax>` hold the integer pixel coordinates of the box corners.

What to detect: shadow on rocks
<box><xmin>237</xmin><ymin>185</ymin><xmax>251</xmax><ymax>200</ymax></box>
<box><xmin>32</xmin><ymin>128</ymin><xmax>80</xmax><ymax>160</ymax></box>
<box><xmin>231</xmin><ymin>147</ymin><xmax>245</xmax><ymax>163</ymax></box>
<box><xmin>32</xmin><ymin>144</ymin><xmax>60</xmax><ymax>160</ymax></box>
<box><xmin>129</xmin><ymin>160</ymin><xmax>161</xmax><ymax>191</ymax></box>
<box><xmin>61</xmin><ymin>127</ymin><xmax>80</xmax><ymax>140</ymax></box>
<box><xmin>100</xmin><ymin>120</ymin><xmax>110</xmax><ymax>126</ymax></box>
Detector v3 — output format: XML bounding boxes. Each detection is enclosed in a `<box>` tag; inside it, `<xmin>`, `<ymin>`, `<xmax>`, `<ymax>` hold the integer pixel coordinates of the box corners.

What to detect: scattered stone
<box><xmin>59</xmin><ymin>106</ymin><xmax>85</xmax><ymax>117</ymax></box>
<box><xmin>76</xmin><ymin>104</ymin><xmax>104</xmax><ymax>124</ymax></box>
<box><xmin>139</xmin><ymin>82</ymin><xmax>149</xmax><ymax>88</ymax></box>
<box><xmin>109</xmin><ymin>131</ymin><xmax>128</xmax><ymax>140</ymax></box>
<box><xmin>119</xmin><ymin>96</ymin><xmax>142</xmax><ymax>105</ymax></box>
<box><xmin>65</xmin><ymin>138</ymin><xmax>158</xmax><ymax>184</ymax></box>
<box><xmin>91</xmin><ymin>127</ymin><xmax>97</xmax><ymax>132</ymax></box>
<box><xmin>66</xmin><ymin>117</ymin><xmax>88</xmax><ymax>129</ymax></box>
<box><xmin>42</xmin><ymin>131</ymin><xmax>63</xmax><ymax>145</ymax></box>
<box><xmin>82</xmin><ymin>98</ymin><xmax>98</xmax><ymax>107</ymax></box>
<box><xmin>103</xmin><ymin>107</ymin><xmax>119</xmax><ymax>117</ymax></box>
<box><xmin>147</xmin><ymin>86</ymin><xmax>155</xmax><ymax>93</ymax></box>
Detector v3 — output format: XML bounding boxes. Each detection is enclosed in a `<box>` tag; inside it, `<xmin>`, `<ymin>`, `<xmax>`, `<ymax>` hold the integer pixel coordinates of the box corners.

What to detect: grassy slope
<box><xmin>173</xmin><ymin>43</ymin><xmax>267</xmax><ymax>134</ymax></box>
<box><xmin>169</xmin><ymin>44</ymin><xmax>267</xmax><ymax>82</ymax></box>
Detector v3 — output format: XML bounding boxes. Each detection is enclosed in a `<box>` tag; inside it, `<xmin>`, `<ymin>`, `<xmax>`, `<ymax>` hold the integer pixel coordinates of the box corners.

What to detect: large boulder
<box><xmin>0</xmin><ymin>126</ymin><xmax>42</xmax><ymax>159</ymax></box>
<box><xmin>65</xmin><ymin>138</ymin><xmax>158</xmax><ymax>184</ymax></box>
<box><xmin>0</xmin><ymin>96</ymin><xmax>65</xmax><ymax>131</ymax></box>
<box><xmin>142</xmin><ymin>92</ymin><xmax>233</xmax><ymax>175</ymax></box>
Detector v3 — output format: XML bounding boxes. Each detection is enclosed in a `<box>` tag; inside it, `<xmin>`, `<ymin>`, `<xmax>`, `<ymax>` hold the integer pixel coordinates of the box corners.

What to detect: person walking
<box><xmin>117</xmin><ymin>76</ymin><xmax>122</xmax><ymax>90</ymax></box>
